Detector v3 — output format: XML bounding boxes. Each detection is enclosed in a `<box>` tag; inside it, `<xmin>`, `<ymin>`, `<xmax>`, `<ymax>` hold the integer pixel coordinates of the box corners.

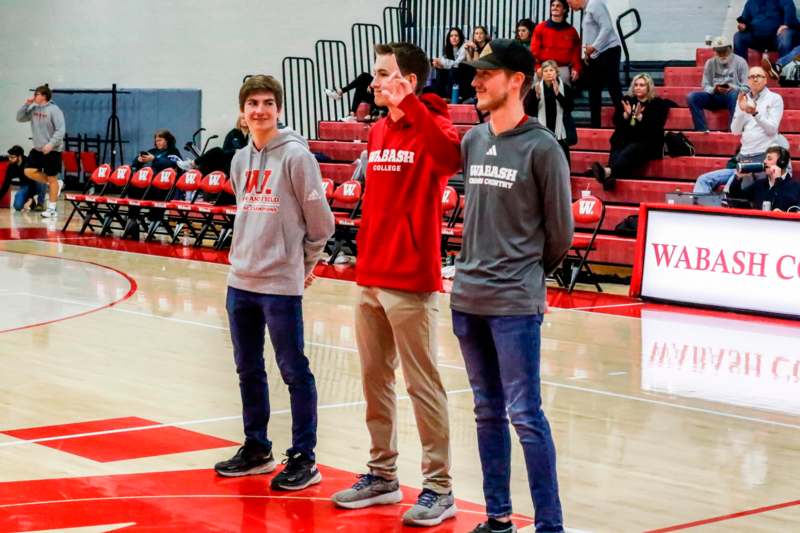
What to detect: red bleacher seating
<box><xmin>599</xmin><ymin>106</ymin><xmax>800</xmax><ymax>132</ymax></box>
<box><xmin>656</xmin><ymin>87</ymin><xmax>800</xmax><ymax>109</ymax></box>
<box><xmin>664</xmin><ymin>66</ymin><xmax>779</xmax><ymax>88</ymax></box>
<box><xmin>695</xmin><ymin>48</ymin><xmax>777</xmax><ymax>67</ymax></box>
<box><xmin>320</xmin><ymin>162</ymin><xmax>357</xmax><ymax>184</ymax></box>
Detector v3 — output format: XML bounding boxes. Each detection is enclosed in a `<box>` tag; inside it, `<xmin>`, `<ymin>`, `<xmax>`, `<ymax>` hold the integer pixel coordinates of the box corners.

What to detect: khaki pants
<box><xmin>354</xmin><ymin>285</ymin><xmax>452</xmax><ymax>493</ymax></box>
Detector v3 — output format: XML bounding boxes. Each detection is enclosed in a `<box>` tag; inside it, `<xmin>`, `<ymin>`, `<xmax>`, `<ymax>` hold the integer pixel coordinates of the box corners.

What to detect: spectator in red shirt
<box><xmin>531</xmin><ymin>0</ymin><xmax>582</xmax><ymax>83</ymax></box>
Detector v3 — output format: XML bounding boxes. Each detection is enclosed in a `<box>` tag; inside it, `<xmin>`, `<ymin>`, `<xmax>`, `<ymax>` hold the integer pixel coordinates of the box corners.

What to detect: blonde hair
<box><xmin>540</xmin><ymin>60</ymin><xmax>560</xmax><ymax>74</ymax></box>
<box><xmin>627</xmin><ymin>73</ymin><xmax>656</xmax><ymax>101</ymax></box>
<box><xmin>235</xmin><ymin>113</ymin><xmax>249</xmax><ymax>135</ymax></box>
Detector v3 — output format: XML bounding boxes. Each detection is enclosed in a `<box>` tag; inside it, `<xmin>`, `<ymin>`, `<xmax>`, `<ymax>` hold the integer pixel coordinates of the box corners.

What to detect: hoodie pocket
<box><xmin>230</xmin><ymin>220</ymin><xmax>289</xmax><ymax>279</ymax></box>
<box><xmin>362</xmin><ymin>212</ymin><xmax>420</xmax><ymax>277</ymax></box>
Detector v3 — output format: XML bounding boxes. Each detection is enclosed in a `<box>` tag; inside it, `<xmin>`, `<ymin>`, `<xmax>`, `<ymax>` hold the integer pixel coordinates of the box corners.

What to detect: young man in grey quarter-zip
<box><xmin>452</xmin><ymin>39</ymin><xmax>574</xmax><ymax>533</ymax></box>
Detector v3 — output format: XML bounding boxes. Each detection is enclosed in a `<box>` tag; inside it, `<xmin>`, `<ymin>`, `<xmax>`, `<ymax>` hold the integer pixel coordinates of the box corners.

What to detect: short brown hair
<box><xmin>239</xmin><ymin>75</ymin><xmax>283</xmax><ymax>111</ymax></box>
<box><xmin>375</xmin><ymin>42</ymin><xmax>430</xmax><ymax>95</ymax></box>
<box><xmin>503</xmin><ymin>69</ymin><xmax>534</xmax><ymax>100</ymax></box>
<box><xmin>35</xmin><ymin>84</ymin><xmax>52</xmax><ymax>101</ymax></box>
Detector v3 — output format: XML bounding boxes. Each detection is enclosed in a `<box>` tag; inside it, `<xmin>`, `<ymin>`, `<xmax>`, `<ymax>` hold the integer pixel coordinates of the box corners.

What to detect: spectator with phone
<box><xmin>132</xmin><ymin>129</ymin><xmax>182</xmax><ymax>173</ymax></box>
<box><xmin>687</xmin><ymin>36</ymin><xmax>749</xmax><ymax>132</ymax></box>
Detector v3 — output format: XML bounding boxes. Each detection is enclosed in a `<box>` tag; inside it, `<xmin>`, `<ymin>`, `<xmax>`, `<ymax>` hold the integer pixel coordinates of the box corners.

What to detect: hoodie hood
<box><xmin>419</xmin><ymin>92</ymin><xmax>451</xmax><ymax>119</ymax></box>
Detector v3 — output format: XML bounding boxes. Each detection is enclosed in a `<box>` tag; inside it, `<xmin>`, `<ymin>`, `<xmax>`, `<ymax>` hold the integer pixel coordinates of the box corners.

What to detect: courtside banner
<box><xmin>631</xmin><ymin>204</ymin><xmax>800</xmax><ymax>319</ymax></box>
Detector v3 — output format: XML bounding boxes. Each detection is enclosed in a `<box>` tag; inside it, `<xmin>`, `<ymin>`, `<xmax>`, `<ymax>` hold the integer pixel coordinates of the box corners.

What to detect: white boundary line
<box><xmin>6</xmin><ymin>292</ymin><xmax>800</xmax><ymax>432</ymax></box>
<box><xmin>0</xmin><ymin>390</ymin><xmax>473</xmax><ymax>449</ymax></box>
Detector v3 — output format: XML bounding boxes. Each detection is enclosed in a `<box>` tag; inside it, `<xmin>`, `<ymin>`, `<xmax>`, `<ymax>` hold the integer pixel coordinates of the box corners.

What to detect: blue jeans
<box><xmin>735</xmin><ymin>28</ymin><xmax>798</xmax><ymax>59</ymax></box>
<box><xmin>777</xmin><ymin>44</ymin><xmax>800</xmax><ymax>67</ymax></box>
<box><xmin>686</xmin><ymin>90</ymin><xmax>739</xmax><ymax>131</ymax></box>
<box><xmin>693</xmin><ymin>152</ymin><xmax>765</xmax><ymax>193</ymax></box>
<box><xmin>226</xmin><ymin>286</ymin><xmax>317</xmax><ymax>459</ymax></box>
<box><xmin>452</xmin><ymin>310</ymin><xmax>563</xmax><ymax>533</ymax></box>
<box><xmin>13</xmin><ymin>181</ymin><xmax>47</xmax><ymax>211</ymax></box>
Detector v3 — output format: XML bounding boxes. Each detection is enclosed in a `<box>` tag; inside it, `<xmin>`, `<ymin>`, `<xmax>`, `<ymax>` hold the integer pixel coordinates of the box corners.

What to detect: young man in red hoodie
<box><xmin>331</xmin><ymin>42</ymin><xmax>462</xmax><ymax>527</ymax></box>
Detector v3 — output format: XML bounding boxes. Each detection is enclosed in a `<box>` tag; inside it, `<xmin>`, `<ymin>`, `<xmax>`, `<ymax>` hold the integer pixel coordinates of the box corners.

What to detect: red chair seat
<box><xmin>571</xmin><ymin>234</ymin><xmax>596</xmax><ymax>250</ymax></box>
<box><xmin>334</xmin><ymin>215</ymin><xmax>361</xmax><ymax>227</ymax></box>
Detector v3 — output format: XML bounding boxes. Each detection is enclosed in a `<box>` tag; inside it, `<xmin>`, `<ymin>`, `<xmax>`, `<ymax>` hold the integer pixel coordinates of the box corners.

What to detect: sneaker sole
<box><xmin>333</xmin><ymin>488</ymin><xmax>404</xmax><ymax>510</ymax></box>
<box><xmin>271</xmin><ymin>469</ymin><xmax>323</xmax><ymax>491</ymax></box>
<box><xmin>402</xmin><ymin>503</ymin><xmax>458</xmax><ymax>527</ymax></box>
<box><xmin>214</xmin><ymin>459</ymin><xmax>277</xmax><ymax>477</ymax></box>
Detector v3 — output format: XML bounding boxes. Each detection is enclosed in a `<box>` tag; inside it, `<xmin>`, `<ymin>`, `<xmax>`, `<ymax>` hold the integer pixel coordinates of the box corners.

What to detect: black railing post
<box><xmin>616</xmin><ymin>8</ymin><xmax>642</xmax><ymax>86</ymax></box>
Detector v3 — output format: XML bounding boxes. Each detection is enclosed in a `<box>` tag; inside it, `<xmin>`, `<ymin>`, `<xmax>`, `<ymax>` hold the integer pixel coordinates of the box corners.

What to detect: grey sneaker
<box><xmin>402</xmin><ymin>488</ymin><xmax>457</xmax><ymax>526</ymax></box>
<box><xmin>41</xmin><ymin>208</ymin><xmax>58</xmax><ymax>218</ymax></box>
<box><xmin>331</xmin><ymin>473</ymin><xmax>403</xmax><ymax>509</ymax></box>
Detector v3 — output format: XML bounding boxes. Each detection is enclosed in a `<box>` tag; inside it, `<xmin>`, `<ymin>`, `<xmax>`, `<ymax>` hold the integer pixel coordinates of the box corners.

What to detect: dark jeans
<box><xmin>687</xmin><ymin>90</ymin><xmax>739</xmax><ymax>131</ymax></box>
<box><xmin>610</xmin><ymin>141</ymin><xmax>653</xmax><ymax>179</ymax></box>
<box><xmin>452</xmin><ymin>310</ymin><xmax>563</xmax><ymax>533</ymax></box>
<box><xmin>585</xmin><ymin>46</ymin><xmax>623</xmax><ymax>128</ymax></box>
<box><xmin>13</xmin><ymin>180</ymin><xmax>47</xmax><ymax>211</ymax></box>
<box><xmin>226</xmin><ymin>286</ymin><xmax>317</xmax><ymax>459</ymax></box>
<box><xmin>433</xmin><ymin>64</ymin><xmax>476</xmax><ymax>102</ymax></box>
<box><xmin>734</xmin><ymin>28</ymin><xmax>798</xmax><ymax>60</ymax></box>
<box><xmin>342</xmin><ymin>72</ymin><xmax>376</xmax><ymax>115</ymax></box>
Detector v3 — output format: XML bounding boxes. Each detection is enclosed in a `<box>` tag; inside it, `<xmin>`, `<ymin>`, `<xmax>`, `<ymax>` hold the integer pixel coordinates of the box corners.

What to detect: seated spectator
<box><xmin>132</xmin><ymin>129</ymin><xmax>182</xmax><ymax>173</ymax></box>
<box><xmin>687</xmin><ymin>36</ymin><xmax>749</xmax><ymax>132</ymax></box>
<box><xmin>223</xmin><ymin>112</ymin><xmax>249</xmax><ymax>152</ymax></box>
<box><xmin>515</xmin><ymin>18</ymin><xmax>536</xmax><ymax>47</ymax></box>
<box><xmin>325</xmin><ymin>73</ymin><xmax>381</xmax><ymax>122</ymax></box>
<box><xmin>734</xmin><ymin>0</ymin><xmax>799</xmax><ymax>60</ymax></box>
<box><xmin>524</xmin><ymin>60</ymin><xmax>577</xmax><ymax>163</ymax></box>
<box><xmin>459</xmin><ymin>26</ymin><xmax>492</xmax><ymax>102</ymax></box>
<box><xmin>762</xmin><ymin>44</ymin><xmax>800</xmax><ymax>83</ymax></box>
<box><xmin>0</xmin><ymin>145</ymin><xmax>46</xmax><ymax>211</ymax></box>
<box><xmin>694</xmin><ymin>66</ymin><xmax>785</xmax><ymax>193</ymax></box>
<box><xmin>728</xmin><ymin>145</ymin><xmax>800</xmax><ymax>210</ymax></box>
<box><xmin>592</xmin><ymin>74</ymin><xmax>669</xmax><ymax>190</ymax></box>
<box><xmin>431</xmin><ymin>27</ymin><xmax>471</xmax><ymax>101</ymax></box>
<box><xmin>531</xmin><ymin>0</ymin><xmax>582</xmax><ymax>83</ymax></box>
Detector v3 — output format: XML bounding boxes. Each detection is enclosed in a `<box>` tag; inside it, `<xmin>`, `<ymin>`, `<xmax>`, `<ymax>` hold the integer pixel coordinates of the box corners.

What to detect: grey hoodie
<box><xmin>16</xmin><ymin>102</ymin><xmax>66</xmax><ymax>151</ymax></box>
<box><xmin>227</xmin><ymin>128</ymin><xmax>335</xmax><ymax>296</ymax></box>
<box><xmin>451</xmin><ymin>118</ymin><xmax>574</xmax><ymax>316</ymax></box>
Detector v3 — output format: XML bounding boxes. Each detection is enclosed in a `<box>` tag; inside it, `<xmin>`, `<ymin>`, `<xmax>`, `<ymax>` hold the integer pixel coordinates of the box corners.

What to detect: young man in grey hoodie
<box><xmin>213</xmin><ymin>75</ymin><xmax>335</xmax><ymax>492</ymax></box>
<box><xmin>451</xmin><ymin>40</ymin><xmax>573</xmax><ymax>533</ymax></box>
<box><xmin>16</xmin><ymin>83</ymin><xmax>65</xmax><ymax>219</ymax></box>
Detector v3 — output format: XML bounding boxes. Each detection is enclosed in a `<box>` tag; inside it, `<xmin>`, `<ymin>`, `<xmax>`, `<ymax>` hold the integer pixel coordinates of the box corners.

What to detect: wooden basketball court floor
<box><xmin>0</xmin><ymin>206</ymin><xmax>798</xmax><ymax>532</ymax></box>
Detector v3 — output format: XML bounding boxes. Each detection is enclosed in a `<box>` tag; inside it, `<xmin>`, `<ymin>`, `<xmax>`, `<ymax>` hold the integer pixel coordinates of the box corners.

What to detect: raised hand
<box><xmin>737</xmin><ymin>92</ymin><xmax>749</xmax><ymax>112</ymax></box>
<box><xmin>622</xmin><ymin>100</ymin><xmax>632</xmax><ymax>116</ymax></box>
<box><xmin>380</xmin><ymin>71</ymin><xmax>414</xmax><ymax>108</ymax></box>
<box><xmin>570</xmin><ymin>69</ymin><xmax>579</xmax><ymax>82</ymax></box>
<box><xmin>25</xmin><ymin>96</ymin><xmax>34</xmax><ymax>105</ymax></box>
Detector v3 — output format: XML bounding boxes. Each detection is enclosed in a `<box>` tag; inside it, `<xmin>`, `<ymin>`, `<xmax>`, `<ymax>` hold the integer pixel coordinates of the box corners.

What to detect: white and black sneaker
<box><xmin>214</xmin><ymin>442</ymin><xmax>276</xmax><ymax>477</ymax></box>
<box><xmin>270</xmin><ymin>452</ymin><xmax>322</xmax><ymax>491</ymax></box>
<box><xmin>325</xmin><ymin>88</ymin><xmax>343</xmax><ymax>101</ymax></box>
<box><xmin>41</xmin><ymin>208</ymin><xmax>58</xmax><ymax>218</ymax></box>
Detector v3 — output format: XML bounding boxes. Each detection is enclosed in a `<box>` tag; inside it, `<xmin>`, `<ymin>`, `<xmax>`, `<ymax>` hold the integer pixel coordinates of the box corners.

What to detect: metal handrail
<box><xmin>616</xmin><ymin>8</ymin><xmax>642</xmax><ymax>86</ymax></box>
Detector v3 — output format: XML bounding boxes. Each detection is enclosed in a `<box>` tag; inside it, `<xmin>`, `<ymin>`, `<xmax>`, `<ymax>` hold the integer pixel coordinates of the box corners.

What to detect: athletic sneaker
<box><xmin>40</xmin><ymin>208</ymin><xmax>57</xmax><ymax>218</ymax></box>
<box><xmin>468</xmin><ymin>521</ymin><xmax>517</xmax><ymax>533</ymax></box>
<box><xmin>341</xmin><ymin>115</ymin><xmax>358</xmax><ymax>122</ymax></box>
<box><xmin>270</xmin><ymin>452</ymin><xmax>322</xmax><ymax>491</ymax></box>
<box><xmin>214</xmin><ymin>443</ymin><xmax>276</xmax><ymax>477</ymax></box>
<box><xmin>402</xmin><ymin>489</ymin><xmax>457</xmax><ymax>526</ymax></box>
<box><xmin>331</xmin><ymin>473</ymin><xmax>403</xmax><ymax>509</ymax></box>
<box><xmin>177</xmin><ymin>158</ymin><xmax>196</xmax><ymax>171</ymax></box>
<box><xmin>325</xmin><ymin>88</ymin><xmax>343</xmax><ymax>101</ymax></box>
<box><xmin>762</xmin><ymin>54</ymin><xmax>780</xmax><ymax>80</ymax></box>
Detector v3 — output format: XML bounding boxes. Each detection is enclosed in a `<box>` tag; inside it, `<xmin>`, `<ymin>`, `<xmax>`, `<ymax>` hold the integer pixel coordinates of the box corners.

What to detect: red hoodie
<box><xmin>530</xmin><ymin>20</ymin><xmax>582</xmax><ymax>75</ymax></box>
<box><xmin>355</xmin><ymin>92</ymin><xmax>461</xmax><ymax>292</ymax></box>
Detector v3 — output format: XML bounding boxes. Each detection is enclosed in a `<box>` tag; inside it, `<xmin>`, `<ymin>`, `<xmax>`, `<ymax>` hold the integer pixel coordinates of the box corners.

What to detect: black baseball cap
<box><xmin>465</xmin><ymin>38</ymin><xmax>535</xmax><ymax>76</ymax></box>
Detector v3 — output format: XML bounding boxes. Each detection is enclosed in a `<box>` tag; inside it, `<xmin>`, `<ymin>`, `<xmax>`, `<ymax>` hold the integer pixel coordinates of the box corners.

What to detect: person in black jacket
<box><xmin>132</xmin><ymin>129</ymin><xmax>182</xmax><ymax>173</ymax></box>
<box><xmin>188</xmin><ymin>114</ymin><xmax>250</xmax><ymax>176</ymax></box>
<box><xmin>728</xmin><ymin>145</ymin><xmax>800</xmax><ymax>210</ymax></box>
<box><xmin>592</xmin><ymin>73</ymin><xmax>669</xmax><ymax>190</ymax></box>
<box><xmin>524</xmin><ymin>59</ymin><xmax>577</xmax><ymax>163</ymax></box>
<box><xmin>1</xmin><ymin>145</ymin><xmax>46</xmax><ymax>211</ymax></box>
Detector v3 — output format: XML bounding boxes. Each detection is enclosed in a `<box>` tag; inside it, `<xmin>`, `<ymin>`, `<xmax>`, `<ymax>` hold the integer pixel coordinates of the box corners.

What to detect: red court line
<box><xmin>2</xmin><ymin>417</ymin><xmax>238</xmax><ymax>462</ymax></box>
<box><xmin>645</xmin><ymin>499</ymin><xmax>800</xmax><ymax>532</ymax></box>
<box><xmin>0</xmin><ymin>249</ymin><xmax>138</xmax><ymax>334</ymax></box>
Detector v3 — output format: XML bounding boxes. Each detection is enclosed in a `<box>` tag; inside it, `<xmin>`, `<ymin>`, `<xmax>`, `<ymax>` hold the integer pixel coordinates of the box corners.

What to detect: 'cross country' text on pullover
<box><xmin>227</xmin><ymin>128</ymin><xmax>335</xmax><ymax>296</ymax></box>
